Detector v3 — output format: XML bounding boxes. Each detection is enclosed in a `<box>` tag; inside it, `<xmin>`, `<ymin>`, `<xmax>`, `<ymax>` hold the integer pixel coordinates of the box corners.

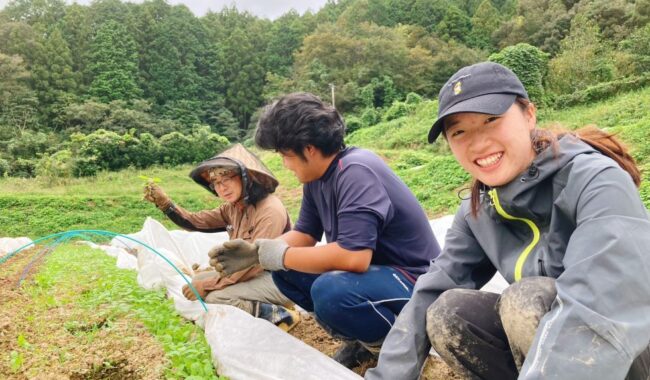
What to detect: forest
<box><xmin>2</xmin><ymin>0</ymin><xmax>650</xmax><ymax>178</ymax></box>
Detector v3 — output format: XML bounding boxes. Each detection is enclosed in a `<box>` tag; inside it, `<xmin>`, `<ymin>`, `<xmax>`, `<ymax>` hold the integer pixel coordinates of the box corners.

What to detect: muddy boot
<box><xmin>332</xmin><ymin>341</ymin><xmax>376</xmax><ymax>369</ymax></box>
<box><xmin>254</xmin><ymin>302</ymin><xmax>301</xmax><ymax>332</ymax></box>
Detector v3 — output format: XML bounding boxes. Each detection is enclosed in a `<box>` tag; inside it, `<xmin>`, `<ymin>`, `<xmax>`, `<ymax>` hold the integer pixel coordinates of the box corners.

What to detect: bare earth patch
<box><xmin>0</xmin><ymin>248</ymin><xmax>168</xmax><ymax>379</ymax></box>
<box><xmin>289</xmin><ymin>313</ymin><xmax>461</xmax><ymax>379</ymax></box>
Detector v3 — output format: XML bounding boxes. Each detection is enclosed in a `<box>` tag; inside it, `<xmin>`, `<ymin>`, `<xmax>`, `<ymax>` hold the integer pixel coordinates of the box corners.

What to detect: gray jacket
<box><xmin>366</xmin><ymin>135</ymin><xmax>650</xmax><ymax>380</ymax></box>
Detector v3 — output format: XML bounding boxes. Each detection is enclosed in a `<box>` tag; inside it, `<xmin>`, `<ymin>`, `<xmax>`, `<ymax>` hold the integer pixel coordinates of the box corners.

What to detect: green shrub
<box><xmin>72</xmin><ymin>129</ymin><xmax>128</xmax><ymax>171</ymax></box>
<box><xmin>9</xmin><ymin>158</ymin><xmax>37</xmax><ymax>178</ymax></box>
<box><xmin>130</xmin><ymin>132</ymin><xmax>160</xmax><ymax>168</ymax></box>
<box><xmin>159</xmin><ymin>132</ymin><xmax>194</xmax><ymax>166</ymax></box>
<box><xmin>383</xmin><ymin>101</ymin><xmax>410</xmax><ymax>122</ymax></box>
<box><xmin>36</xmin><ymin>149</ymin><xmax>74</xmax><ymax>179</ymax></box>
<box><xmin>405</xmin><ymin>92</ymin><xmax>423</xmax><ymax>105</ymax></box>
<box><xmin>358</xmin><ymin>76</ymin><xmax>399</xmax><ymax>109</ymax></box>
<box><xmin>619</xmin><ymin>23</ymin><xmax>650</xmax><ymax>75</ymax></box>
<box><xmin>546</xmin><ymin>15</ymin><xmax>614</xmax><ymax>95</ymax></box>
<box><xmin>394</xmin><ymin>151</ymin><xmax>431</xmax><ymax>170</ymax></box>
<box><xmin>189</xmin><ymin>126</ymin><xmax>230</xmax><ymax>162</ymax></box>
<box><xmin>72</xmin><ymin>156</ymin><xmax>101</xmax><ymax>177</ymax></box>
<box><xmin>0</xmin><ymin>158</ymin><xmax>9</xmax><ymax>176</ymax></box>
<box><xmin>345</xmin><ymin>116</ymin><xmax>366</xmax><ymax>134</ymax></box>
<box><xmin>489</xmin><ymin>43</ymin><xmax>549</xmax><ymax>104</ymax></box>
<box><xmin>552</xmin><ymin>75</ymin><xmax>650</xmax><ymax>109</ymax></box>
<box><xmin>360</xmin><ymin>108</ymin><xmax>380</xmax><ymax>126</ymax></box>
<box><xmin>7</xmin><ymin>131</ymin><xmax>54</xmax><ymax>159</ymax></box>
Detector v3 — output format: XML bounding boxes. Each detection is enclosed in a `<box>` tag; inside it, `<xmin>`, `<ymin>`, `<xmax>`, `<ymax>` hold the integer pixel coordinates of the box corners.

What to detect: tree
<box><xmin>0</xmin><ymin>21</ymin><xmax>44</xmax><ymax>66</ymax></box>
<box><xmin>489</xmin><ymin>43</ymin><xmax>549</xmax><ymax>104</ymax></box>
<box><xmin>632</xmin><ymin>0</ymin><xmax>650</xmax><ymax>26</ymax></box>
<box><xmin>141</xmin><ymin>5</ymin><xmax>205</xmax><ymax>106</ymax></box>
<box><xmin>2</xmin><ymin>0</ymin><xmax>66</xmax><ymax>28</ymax></box>
<box><xmin>395</xmin><ymin>0</ymin><xmax>450</xmax><ymax>32</ymax></box>
<box><xmin>574</xmin><ymin>0</ymin><xmax>634</xmax><ymax>42</ymax></box>
<box><xmin>265</xmin><ymin>10</ymin><xmax>313</xmax><ymax>76</ymax></box>
<box><xmin>469</xmin><ymin>0</ymin><xmax>501</xmax><ymax>49</ymax></box>
<box><xmin>547</xmin><ymin>15</ymin><xmax>615</xmax><ymax>94</ymax></box>
<box><xmin>435</xmin><ymin>5</ymin><xmax>472</xmax><ymax>43</ymax></box>
<box><xmin>0</xmin><ymin>53</ymin><xmax>39</xmax><ymax>135</ymax></box>
<box><xmin>494</xmin><ymin>0</ymin><xmax>571</xmax><ymax>54</ymax></box>
<box><xmin>294</xmin><ymin>22</ymin><xmax>411</xmax><ymax>110</ymax></box>
<box><xmin>60</xmin><ymin>3</ymin><xmax>92</xmax><ymax>89</ymax></box>
<box><xmin>220</xmin><ymin>27</ymin><xmax>266</xmax><ymax>130</ymax></box>
<box><xmin>33</xmin><ymin>27</ymin><xmax>77</xmax><ymax>129</ymax></box>
<box><xmin>620</xmin><ymin>23</ymin><xmax>650</xmax><ymax>74</ymax></box>
<box><xmin>87</xmin><ymin>0</ymin><xmax>133</xmax><ymax>27</ymax></box>
<box><xmin>427</xmin><ymin>39</ymin><xmax>486</xmax><ymax>94</ymax></box>
<box><xmin>88</xmin><ymin>20</ymin><xmax>142</xmax><ymax>102</ymax></box>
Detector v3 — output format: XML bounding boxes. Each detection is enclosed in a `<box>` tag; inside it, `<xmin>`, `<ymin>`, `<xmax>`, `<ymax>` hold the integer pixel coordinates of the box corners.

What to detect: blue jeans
<box><xmin>272</xmin><ymin>265</ymin><xmax>414</xmax><ymax>343</ymax></box>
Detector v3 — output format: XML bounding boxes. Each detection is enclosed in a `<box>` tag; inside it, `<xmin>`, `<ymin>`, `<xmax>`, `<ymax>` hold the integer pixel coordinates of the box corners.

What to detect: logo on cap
<box><xmin>453</xmin><ymin>81</ymin><xmax>462</xmax><ymax>95</ymax></box>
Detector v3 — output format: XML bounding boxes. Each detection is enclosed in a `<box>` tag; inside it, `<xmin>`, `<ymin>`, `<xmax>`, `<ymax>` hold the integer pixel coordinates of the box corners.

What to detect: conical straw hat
<box><xmin>190</xmin><ymin>143</ymin><xmax>279</xmax><ymax>196</ymax></box>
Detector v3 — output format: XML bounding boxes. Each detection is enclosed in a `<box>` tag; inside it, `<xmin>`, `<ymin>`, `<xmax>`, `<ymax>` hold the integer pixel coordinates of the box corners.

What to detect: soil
<box><xmin>0</xmin><ymin>248</ymin><xmax>168</xmax><ymax>380</ymax></box>
<box><xmin>1</xmin><ymin>245</ymin><xmax>461</xmax><ymax>379</ymax></box>
<box><xmin>289</xmin><ymin>313</ymin><xmax>461</xmax><ymax>379</ymax></box>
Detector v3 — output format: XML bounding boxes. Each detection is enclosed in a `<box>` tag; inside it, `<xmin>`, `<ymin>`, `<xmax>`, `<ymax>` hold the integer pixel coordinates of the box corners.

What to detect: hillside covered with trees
<box><xmin>2</xmin><ymin>0</ymin><xmax>650</xmax><ymax>178</ymax></box>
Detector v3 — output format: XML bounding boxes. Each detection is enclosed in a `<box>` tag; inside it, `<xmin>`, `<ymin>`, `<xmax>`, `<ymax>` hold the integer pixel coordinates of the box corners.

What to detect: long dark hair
<box><xmin>245</xmin><ymin>177</ymin><xmax>270</xmax><ymax>206</ymax></box>
<box><xmin>468</xmin><ymin>98</ymin><xmax>641</xmax><ymax>216</ymax></box>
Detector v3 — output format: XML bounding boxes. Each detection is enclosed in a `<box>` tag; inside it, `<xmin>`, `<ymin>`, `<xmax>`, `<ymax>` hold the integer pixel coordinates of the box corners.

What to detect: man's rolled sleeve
<box><xmin>337</xmin><ymin>211</ymin><xmax>381</xmax><ymax>251</ymax></box>
<box><xmin>336</xmin><ymin>164</ymin><xmax>392</xmax><ymax>251</ymax></box>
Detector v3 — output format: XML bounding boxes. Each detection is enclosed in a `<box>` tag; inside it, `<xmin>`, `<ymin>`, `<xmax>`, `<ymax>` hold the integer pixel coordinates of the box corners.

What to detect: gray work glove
<box><xmin>208</xmin><ymin>238</ymin><xmax>288</xmax><ymax>275</ymax></box>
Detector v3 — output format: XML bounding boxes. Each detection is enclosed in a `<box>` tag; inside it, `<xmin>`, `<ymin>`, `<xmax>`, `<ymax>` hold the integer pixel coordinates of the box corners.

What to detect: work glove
<box><xmin>143</xmin><ymin>183</ymin><xmax>172</xmax><ymax>211</ymax></box>
<box><xmin>208</xmin><ymin>238</ymin><xmax>288</xmax><ymax>275</ymax></box>
<box><xmin>182</xmin><ymin>279</ymin><xmax>209</xmax><ymax>301</ymax></box>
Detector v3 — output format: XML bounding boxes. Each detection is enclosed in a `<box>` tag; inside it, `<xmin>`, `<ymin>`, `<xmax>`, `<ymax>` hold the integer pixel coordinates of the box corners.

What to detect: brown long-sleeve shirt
<box><xmin>162</xmin><ymin>195</ymin><xmax>290</xmax><ymax>291</ymax></box>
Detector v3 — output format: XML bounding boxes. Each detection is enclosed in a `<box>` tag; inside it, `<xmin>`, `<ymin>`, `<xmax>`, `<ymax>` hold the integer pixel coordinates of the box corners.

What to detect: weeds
<box><xmin>2</xmin><ymin>88</ymin><xmax>650</xmax><ymax>237</ymax></box>
<box><xmin>14</xmin><ymin>244</ymin><xmax>224</xmax><ymax>379</ymax></box>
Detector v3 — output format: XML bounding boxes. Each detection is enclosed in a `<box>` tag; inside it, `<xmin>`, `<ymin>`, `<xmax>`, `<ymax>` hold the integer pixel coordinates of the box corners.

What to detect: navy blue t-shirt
<box><xmin>294</xmin><ymin>147</ymin><xmax>440</xmax><ymax>280</ymax></box>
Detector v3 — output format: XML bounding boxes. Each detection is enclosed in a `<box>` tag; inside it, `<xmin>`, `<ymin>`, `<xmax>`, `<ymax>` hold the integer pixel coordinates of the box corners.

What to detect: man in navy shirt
<box><xmin>210</xmin><ymin>92</ymin><xmax>440</xmax><ymax>368</ymax></box>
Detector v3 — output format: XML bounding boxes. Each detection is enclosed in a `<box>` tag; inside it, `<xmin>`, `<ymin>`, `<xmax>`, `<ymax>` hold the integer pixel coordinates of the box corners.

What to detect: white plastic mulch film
<box><xmin>0</xmin><ymin>237</ymin><xmax>33</xmax><ymax>258</ymax></box>
<box><xmin>0</xmin><ymin>215</ymin><xmax>507</xmax><ymax>379</ymax></box>
<box><xmin>204</xmin><ymin>305</ymin><xmax>362</xmax><ymax>380</ymax></box>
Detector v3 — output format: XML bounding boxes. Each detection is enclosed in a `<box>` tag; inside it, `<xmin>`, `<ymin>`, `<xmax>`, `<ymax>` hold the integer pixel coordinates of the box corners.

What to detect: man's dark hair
<box><xmin>255</xmin><ymin>92</ymin><xmax>346</xmax><ymax>159</ymax></box>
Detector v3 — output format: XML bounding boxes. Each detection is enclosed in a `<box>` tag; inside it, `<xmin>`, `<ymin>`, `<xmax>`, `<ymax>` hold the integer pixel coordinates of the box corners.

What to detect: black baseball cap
<box><xmin>428</xmin><ymin>62</ymin><xmax>528</xmax><ymax>143</ymax></box>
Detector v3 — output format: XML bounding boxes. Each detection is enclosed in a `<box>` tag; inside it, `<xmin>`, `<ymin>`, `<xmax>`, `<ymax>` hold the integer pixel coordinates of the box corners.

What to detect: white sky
<box><xmin>0</xmin><ymin>0</ymin><xmax>330</xmax><ymax>20</ymax></box>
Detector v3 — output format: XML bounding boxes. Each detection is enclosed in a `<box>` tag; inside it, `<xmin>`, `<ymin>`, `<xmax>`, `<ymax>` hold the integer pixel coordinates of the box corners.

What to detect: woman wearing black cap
<box><xmin>366</xmin><ymin>62</ymin><xmax>650</xmax><ymax>379</ymax></box>
<box><xmin>144</xmin><ymin>143</ymin><xmax>299</xmax><ymax>331</ymax></box>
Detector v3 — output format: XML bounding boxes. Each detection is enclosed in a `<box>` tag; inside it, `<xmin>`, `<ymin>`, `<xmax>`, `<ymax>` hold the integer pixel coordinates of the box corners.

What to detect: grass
<box><xmin>1</xmin><ymin>244</ymin><xmax>222</xmax><ymax>379</ymax></box>
<box><xmin>3</xmin><ymin>86</ymin><xmax>650</xmax><ymax>380</ymax></box>
<box><xmin>3</xmin><ymin>86</ymin><xmax>650</xmax><ymax>237</ymax></box>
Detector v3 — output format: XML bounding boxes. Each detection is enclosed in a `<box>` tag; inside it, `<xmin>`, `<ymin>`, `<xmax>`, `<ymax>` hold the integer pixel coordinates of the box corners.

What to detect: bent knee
<box><xmin>498</xmin><ymin>277</ymin><xmax>556</xmax><ymax>319</ymax></box>
<box><xmin>310</xmin><ymin>271</ymin><xmax>350</xmax><ymax>303</ymax></box>
<box><xmin>426</xmin><ymin>289</ymin><xmax>475</xmax><ymax>351</ymax></box>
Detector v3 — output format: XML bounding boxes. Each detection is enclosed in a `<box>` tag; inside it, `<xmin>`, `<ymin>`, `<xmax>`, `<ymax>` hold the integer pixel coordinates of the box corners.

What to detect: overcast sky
<box><xmin>0</xmin><ymin>0</ymin><xmax>330</xmax><ymax>20</ymax></box>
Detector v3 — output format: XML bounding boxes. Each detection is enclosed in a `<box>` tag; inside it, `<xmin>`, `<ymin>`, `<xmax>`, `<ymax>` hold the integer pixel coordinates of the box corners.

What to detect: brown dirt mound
<box><xmin>289</xmin><ymin>313</ymin><xmax>460</xmax><ymax>379</ymax></box>
<box><xmin>0</xmin><ymin>247</ymin><xmax>167</xmax><ymax>380</ymax></box>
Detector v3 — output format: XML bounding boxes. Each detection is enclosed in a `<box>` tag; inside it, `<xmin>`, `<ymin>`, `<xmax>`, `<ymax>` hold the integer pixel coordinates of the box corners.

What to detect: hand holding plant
<box><xmin>140</xmin><ymin>176</ymin><xmax>171</xmax><ymax>210</ymax></box>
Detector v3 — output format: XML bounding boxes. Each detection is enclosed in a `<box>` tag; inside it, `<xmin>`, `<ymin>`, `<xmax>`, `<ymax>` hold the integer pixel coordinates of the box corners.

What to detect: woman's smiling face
<box><xmin>444</xmin><ymin>102</ymin><xmax>537</xmax><ymax>187</ymax></box>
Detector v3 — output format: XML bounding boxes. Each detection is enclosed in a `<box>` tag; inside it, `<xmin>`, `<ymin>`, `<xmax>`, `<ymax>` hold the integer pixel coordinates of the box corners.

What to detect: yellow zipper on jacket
<box><xmin>488</xmin><ymin>188</ymin><xmax>540</xmax><ymax>282</ymax></box>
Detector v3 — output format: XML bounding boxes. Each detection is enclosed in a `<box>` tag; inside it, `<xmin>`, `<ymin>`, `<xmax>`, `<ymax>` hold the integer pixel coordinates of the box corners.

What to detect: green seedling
<box><xmin>10</xmin><ymin>351</ymin><xmax>24</xmax><ymax>373</ymax></box>
<box><xmin>17</xmin><ymin>334</ymin><xmax>31</xmax><ymax>349</ymax></box>
<box><xmin>138</xmin><ymin>175</ymin><xmax>162</xmax><ymax>185</ymax></box>
<box><xmin>140</xmin><ymin>175</ymin><xmax>162</xmax><ymax>201</ymax></box>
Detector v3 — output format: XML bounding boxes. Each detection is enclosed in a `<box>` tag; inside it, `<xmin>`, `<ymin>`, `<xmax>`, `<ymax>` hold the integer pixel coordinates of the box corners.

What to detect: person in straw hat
<box><xmin>209</xmin><ymin>93</ymin><xmax>441</xmax><ymax>369</ymax></box>
<box><xmin>144</xmin><ymin>143</ymin><xmax>299</xmax><ymax>331</ymax></box>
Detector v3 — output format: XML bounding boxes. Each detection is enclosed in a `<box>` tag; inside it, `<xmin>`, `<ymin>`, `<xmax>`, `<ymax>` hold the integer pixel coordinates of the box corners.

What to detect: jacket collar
<box><xmin>484</xmin><ymin>134</ymin><xmax>597</xmax><ymax>221</ymax></box>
